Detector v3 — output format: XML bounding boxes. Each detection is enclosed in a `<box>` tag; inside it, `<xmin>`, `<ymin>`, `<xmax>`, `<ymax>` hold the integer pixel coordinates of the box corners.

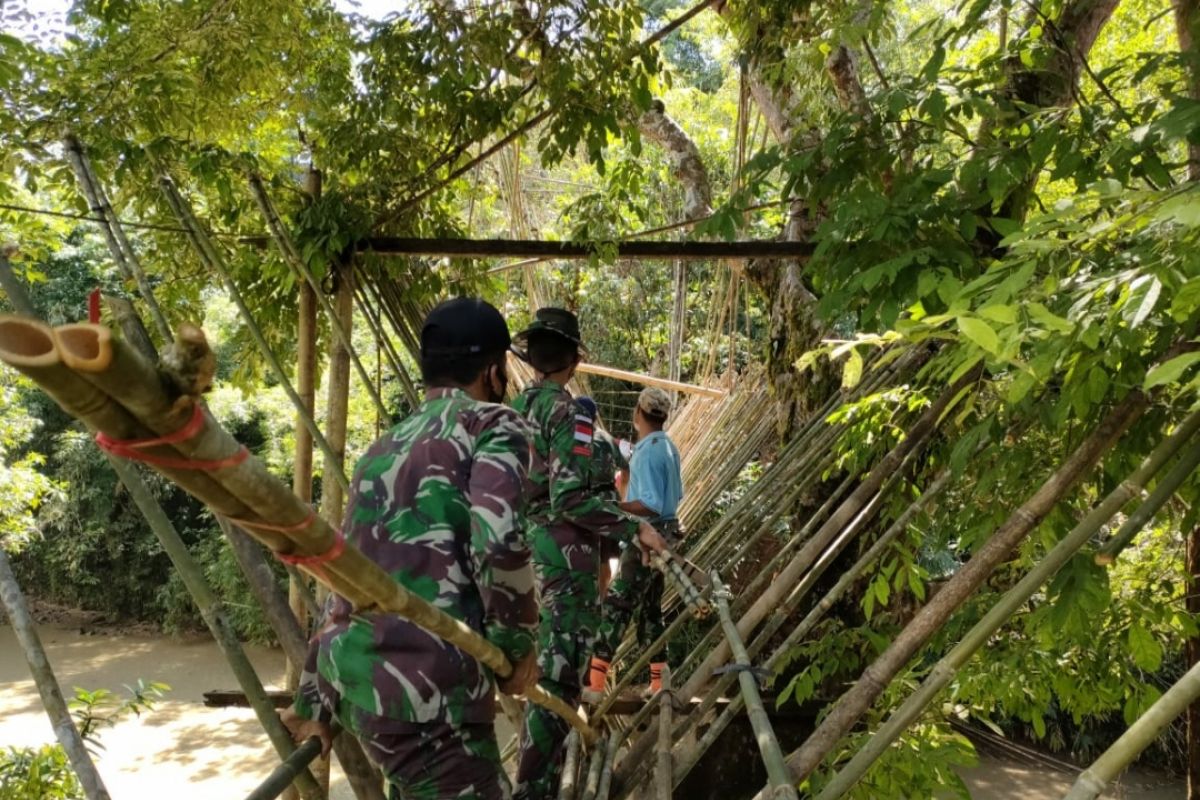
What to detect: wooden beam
<box><xmin>576</xmin><ymin>362</ymin><xmax>727</xmax><ymax>398</ymax></box>
<box><xmin>358</xmin><ymin>237</ymin><xmax>814</xmax><ymax>261</ymax></box>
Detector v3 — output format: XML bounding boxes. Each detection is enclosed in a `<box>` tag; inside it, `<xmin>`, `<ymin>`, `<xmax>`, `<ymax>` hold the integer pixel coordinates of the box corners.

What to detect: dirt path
<box><xmin>0</xmin><ymin>622</ymin><xmax>1186</xmax><ymax>799</ymax></box>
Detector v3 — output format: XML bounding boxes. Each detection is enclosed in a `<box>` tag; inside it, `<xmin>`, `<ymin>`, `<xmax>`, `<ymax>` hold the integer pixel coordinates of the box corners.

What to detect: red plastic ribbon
<box><xmin>88</xmin><ymin>288</ymin><xmax>101</xmax><ymax>324</ymax></box>
<box><xmin>95</xmin><ymin>404</ymin><xmax>249</xmax><ymax>471</ymax></box>
<box><xmin>273</xmin><ymin>527</ymin><xmax>346</xmax><ymax>583</ymax></box>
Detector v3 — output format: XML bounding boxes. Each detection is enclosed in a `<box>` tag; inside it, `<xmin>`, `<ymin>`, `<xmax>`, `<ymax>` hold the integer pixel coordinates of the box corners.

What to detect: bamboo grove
<box><xmin>1</xmin><ymin>0</ymin><xmax>1200</xmax><ymax>798</ymax></box>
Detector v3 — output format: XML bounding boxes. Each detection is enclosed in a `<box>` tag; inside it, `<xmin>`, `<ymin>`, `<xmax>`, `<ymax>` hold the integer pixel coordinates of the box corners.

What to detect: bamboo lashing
<box><xmin>0</xmin><ymin>317</ymin><xmax>597</xmax><ymax>745</ymax></box>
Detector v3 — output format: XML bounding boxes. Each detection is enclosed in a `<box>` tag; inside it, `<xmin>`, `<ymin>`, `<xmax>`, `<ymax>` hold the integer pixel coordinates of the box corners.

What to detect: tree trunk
<box><xmin>322</xmin><ymin>261</ymin><xmax>354</xmax><ymax>531</ymax></box>
<box><xmin>637</xmin><ymin>102</ymin><xmax>713</xmax><ymax>221</ymax></box>
<box><xmin>1178</xmin><ymin>0</ymin><xmax>1200</xmax><ymax>181</ymax></box>
<box><xmin>1188</xmin><ymin>522</ymin><xmax>1200</xmax><ymax>800</ymax></box>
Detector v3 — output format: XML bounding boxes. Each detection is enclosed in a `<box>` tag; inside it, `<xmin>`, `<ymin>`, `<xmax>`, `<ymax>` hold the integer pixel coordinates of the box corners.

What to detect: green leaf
<box><xmin>1027</xmin><ymin>302</ymin><xmax>1074</xmax><ymax>334</ymax></box>
<box><xmin>1143</xmin><ymin>351</ymin><xmax>1200</xmax><ymax>389</ymax></box>
<box><xmin>842</xmin><ymin>348</ymin><xmax>864</xmax><ymax>389</ymax></box>
<box><xmin>958</xmin><ymin>316</ymin><xmax>1001</xmax><ymax>355</ymax></box>
<box><xmin>1128</xmin><ymin>624</ymin><xmax>1163</xmax><ymax>672</ymax></box>
<box><xmin>978</xmin><ymin>304</ymin><xmax>1017</xmax><ymax>324</ymax></box>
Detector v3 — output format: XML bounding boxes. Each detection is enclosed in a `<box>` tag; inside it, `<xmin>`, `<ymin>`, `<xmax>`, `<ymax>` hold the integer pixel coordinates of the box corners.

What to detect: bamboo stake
<box><xmin>62</xmin><ymin>134</ymin><xmax>172</xmax><ymax>341</ymax></box>
<box><xmin>580</xmin><ymin>735</ymin><xmax>608</xmax><ymax>800</ymax></box>
<box><xmin>819</xmin><ymin>411</ymin><xmax>1200</xmax><ymax>799</ymax></box>
<box><xmin>0</xmin><ymin>318</ymin><xmax>595</xmax><ymax>744</ymax></box>
<box><xmin>768</xmin><ymin>389</ymin><xmax>1147</xmax><ymax>792</ymax></box>
<box><xmin>246</xmin><ymin>174</ymin><xmax>397</xmax><ymax>415</ymax></box>
<box><xmin>1065</xmin><ymin>658</ymin><xmax>1200</xmax><ymax>799</ymax></box>
<box><xmin>0</xmin><ymin>548</ymin><xmax>113</xmax><ymax>800</ymax></box>
<box><xmin>655</xmin><ymin>666</ymin><xmax>673</xmax><ymax>800</ymax></box>
<box><xmin>595</xmin><ymin>727</ymin><xmax>622</xmax><ymax>800</ymax></box>
<box><xmin>155</xmin><ymin>174</ymin><xmax>350</xmax><ymax>493</ymax></box>
<box><xmin>1188</xmin><ymin>519</ymin><xmax>1200</xmax><ymax>800</ymax></box>
<box><xmin>711</xmin><ymin>572</ymin><xmax>799</xmax><ymax>800</ymax></box>
<box><xmin>558</xmin><ymin>730</ymin><xmax>582</xmax><ymax>800</ymax></box>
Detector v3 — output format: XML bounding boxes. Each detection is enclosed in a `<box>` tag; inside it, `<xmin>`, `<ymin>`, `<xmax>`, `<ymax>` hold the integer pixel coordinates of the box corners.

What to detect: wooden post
<box><xmin>0</xmin><ymin>548</ymin><xmax>112</xmax><ymax>800</ymax></box>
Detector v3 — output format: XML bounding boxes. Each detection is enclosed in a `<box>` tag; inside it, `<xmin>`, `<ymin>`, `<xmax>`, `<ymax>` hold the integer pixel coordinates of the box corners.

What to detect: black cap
<box><xmin>513</xmin><ymin>307</ymin><xmax>584</xmax><ymax>347</ymax></box>
<box><xmin>420</xmin><ymin>297</ymin><xmax>511</xmax><ymax>359</ymax></box>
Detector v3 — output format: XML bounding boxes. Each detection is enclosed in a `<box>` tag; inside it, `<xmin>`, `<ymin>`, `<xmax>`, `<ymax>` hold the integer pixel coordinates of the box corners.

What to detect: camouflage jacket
<box><xmin>294</xmin><ymin>388</ymin><xmax>538</xmax><ymax>732</ymax></box>
<box><xmin>511</xmin><ymin>380</ymin><xmax>637</xmax><ymax>564</ymax></box>
<box><xmin>589</xmin><ymin>426</ymin><xmax>628</xmax><ymax>496</ymax></box>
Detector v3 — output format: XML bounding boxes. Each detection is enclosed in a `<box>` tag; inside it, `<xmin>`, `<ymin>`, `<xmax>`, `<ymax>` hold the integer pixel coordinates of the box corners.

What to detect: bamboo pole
<box><xmin>670</xmin><ymin>469</ymin><xmax>956</xmax><ymax>792</ymax></box>
<box><xmin>0</xmin><ymin>548</ymin><xmax>112</xmax><ymax>800</ymax></box>
<box><xmin>1096</xmin><ymin>437</ymin><xmax>1200</xmax><ymax>562</ymax></box>
<box><xmin>246</xmin><ymin>174</ymin><xmax>396</xmax><ymax>415</ymax></box>
<box><xmin>0</xmin><ymin>318</ymin><xmax>595</xmax><ymax>743</ymax></box>
<box><xmin>576</xmin><ymin>362</ymin><xmax>726</xmax><ymax>398</ymax></box>
<box><xmin>768</xmin><ymin>389</ymin><xmax>1147</xmax><ymax>792</ymax></box>
<box><xmin>676</xmin><ymin>369</ymin><xmax>980</xmax><ymax>710</ymax></box>
<box><xmin>558</xmin><ymin>730</ymin><xmax>582</xmax><ymax>800</ymax></box>
<box><xmin>155</xmin><ymin>174</ymin><xmax>350</xmax><ymax>493</ymax></box>
<box><xmin>62</xmin><ymin>134</ymin><xmax>172</xmax><ymax>342</ymax></box>
<box><xmin>655</xmin><ymin>666</ymin><xmax>673</xmax><ymax>800</ymax></box>
<box><xmin>1064</xmin><ymin>659</ymin><xmax>1200</xmax><ymax>799</ymax></box>
<box><xmin>246</xmin><ymin>736</ymin><xmax>326</xmax><ymax>800</ymax></box>
<box><xmin>711</xmin><ymin>572</ymin><xmax>799</xmax><ymax>799</ymax></box>
<box><xmin>595</xmin><ymin>727</ymin><xmax>622</xmax><ymax>800</ymax></box>
<box><xmin>321</xmin><ymin>259</ymin><xmax>355</xmax><ymax>530</ymax></box>
<box><xmin>818</xmin><ymin>411</ymin><xmax>1200</xmax><ymax>799</ymax></box>
<box><xmin>580</xmin><ymin>735</ymin><xmax>608</xmax><ymax>800</ymax></box>
<box><xmin>0</xmin><ymin>269</ymin><xmax>322</xmax><ymax>798</ymax></box>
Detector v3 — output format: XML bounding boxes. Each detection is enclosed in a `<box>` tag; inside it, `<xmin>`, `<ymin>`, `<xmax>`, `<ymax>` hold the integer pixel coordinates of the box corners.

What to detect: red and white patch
<box><xmin>572</xmin><ymin>414</ymin><xmax>593</xmax><ymax>456</ymax></box>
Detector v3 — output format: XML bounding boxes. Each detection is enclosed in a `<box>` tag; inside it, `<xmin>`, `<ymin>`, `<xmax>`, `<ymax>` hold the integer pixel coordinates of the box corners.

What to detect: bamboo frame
<box><xmin>655</xmin><ymin>667</ymin><xmax>673</xmax><ymax>800</ymax></box>
<box><xmin>818</xmin><ymin>410</ymin><xmax>1200</xmax><ymax>799</ymax></box>
<box><xmin>156</xmin><ymin>173</ymin><xmax>350</xmax><ymax>494</ymax></box>
<box><xmin>769</xmin><ymin>389</ymin><xmax>1147</xmax><ymax>792</ymax></box>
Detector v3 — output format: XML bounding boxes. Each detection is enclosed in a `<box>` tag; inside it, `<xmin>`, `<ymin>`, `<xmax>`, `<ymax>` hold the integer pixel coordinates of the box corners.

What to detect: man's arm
<box><xmin>468</xmin><ymin>408</ymin><xmax>539</xmax><ymax>670</ymax></box>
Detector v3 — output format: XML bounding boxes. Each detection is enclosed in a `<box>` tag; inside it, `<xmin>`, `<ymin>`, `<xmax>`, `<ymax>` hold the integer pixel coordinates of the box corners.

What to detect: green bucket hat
<box><xmin>512</xmin><ymin>307</ymin><xmax>585</xmax><ymax>349</ymax></box>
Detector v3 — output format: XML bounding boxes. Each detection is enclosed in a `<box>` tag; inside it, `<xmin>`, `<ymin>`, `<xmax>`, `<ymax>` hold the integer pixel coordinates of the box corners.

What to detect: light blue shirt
<box><xmin>625</xmin><ymin>431</ymin><xmax>683</xmax><ymax>523</ymax></box>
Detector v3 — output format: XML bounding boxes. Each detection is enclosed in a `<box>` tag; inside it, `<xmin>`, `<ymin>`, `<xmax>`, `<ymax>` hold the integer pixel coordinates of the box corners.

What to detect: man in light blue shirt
<box><xmin>586</xmin><ymin>386</ymin><xmax>683</xmax><ymax>698</ymax></box>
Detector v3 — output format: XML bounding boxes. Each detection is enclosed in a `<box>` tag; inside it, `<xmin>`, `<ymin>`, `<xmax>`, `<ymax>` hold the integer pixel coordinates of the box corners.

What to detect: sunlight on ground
<box><xmin>0</xmin><ymin>624</ymin><xmax>353</xmax><ymax>800</ymax></box>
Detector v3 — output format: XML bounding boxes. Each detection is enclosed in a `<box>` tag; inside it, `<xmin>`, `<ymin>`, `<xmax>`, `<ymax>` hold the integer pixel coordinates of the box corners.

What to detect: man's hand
<box><xmin>637</xmin><ymin>522</ymin><xmax>669</xmax><ymax>565</ymax></box>
<box><xmin>279</xmin><ymin>708</ymin><xmax>333</xmax><ymax>759</ymax></box>
<box><xmin>498</xmin><ymin>649</ymin><xmax>539</xmax><ymax>696</ymax></box>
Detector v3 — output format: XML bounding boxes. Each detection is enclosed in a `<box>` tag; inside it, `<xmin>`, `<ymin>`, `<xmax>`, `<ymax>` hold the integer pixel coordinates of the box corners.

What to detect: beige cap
<box><xmin>637</xmin><ymin>387</ymin><xmax>672</xmax><ymax>419</ymax></box>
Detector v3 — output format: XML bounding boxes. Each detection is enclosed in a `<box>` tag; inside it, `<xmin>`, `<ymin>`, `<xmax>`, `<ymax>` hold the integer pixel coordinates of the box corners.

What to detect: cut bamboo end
<box><xmin>0</xmin><ymin>316</ymin><xmax>60</xmax><ymax>367</ymax></box>
<box><xmin>53</xmin><ymin>323</ymin><xmax>113</xmax><ymax>373</ymax></box>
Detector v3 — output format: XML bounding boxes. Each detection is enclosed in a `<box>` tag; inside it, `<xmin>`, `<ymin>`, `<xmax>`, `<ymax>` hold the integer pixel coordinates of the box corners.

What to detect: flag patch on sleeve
<box><xmin>573</xmin><ymin>414</ymin><xmax>593</xmax><ymax>456</ymax></box>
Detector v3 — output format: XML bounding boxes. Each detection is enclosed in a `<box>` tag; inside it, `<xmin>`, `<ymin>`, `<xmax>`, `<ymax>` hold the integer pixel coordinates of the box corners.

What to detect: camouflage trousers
<box><xmin>514</xmin><ymin>527</ymin><xmax>600</xmax><ymax>800</ymax></box>
<box><xmin>594</xmin><ymin>520</ymin><xmax>680</xmax><ymax>662</ymax></box>
<box><xmin>357</xmin><ymin>721</ymin><xmax>507</xmax><ymax>800</ymax></box>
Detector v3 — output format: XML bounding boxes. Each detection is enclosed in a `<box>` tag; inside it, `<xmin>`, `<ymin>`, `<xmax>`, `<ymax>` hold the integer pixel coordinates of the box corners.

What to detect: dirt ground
<box><xmin>0</xmin><ymin>621</ymin><xmax>1186</xmax><ymax>799</ymax></box>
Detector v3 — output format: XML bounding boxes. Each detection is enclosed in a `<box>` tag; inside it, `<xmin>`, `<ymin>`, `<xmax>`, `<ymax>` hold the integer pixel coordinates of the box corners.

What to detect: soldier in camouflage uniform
<box><xmin>586</xmin><ymin>387</ymin><xmax>684</xmax><ymax>699</ymax></box>
<box><xmin>509</xmin><ymin>308</ymin><xmax>667</xmax><ymax>800</ymax></box>
<box><xmin>282</xmin><ymin>297</ymin><xmax>539</xmax><ymax>800</ymax></box>
<box><xmin>575</xmin><ymin>396</ymin><xmax>630</xmax><ymax>597</ymax></box>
